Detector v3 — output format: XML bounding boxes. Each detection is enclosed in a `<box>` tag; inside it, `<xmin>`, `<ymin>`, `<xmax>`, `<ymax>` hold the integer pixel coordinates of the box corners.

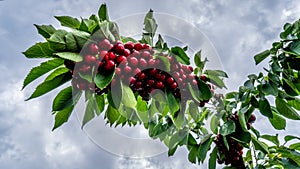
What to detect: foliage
<box><xmin>23</xmin><ymin>4</ymin><xmax>300</xmax><ymax>168</ymax></box>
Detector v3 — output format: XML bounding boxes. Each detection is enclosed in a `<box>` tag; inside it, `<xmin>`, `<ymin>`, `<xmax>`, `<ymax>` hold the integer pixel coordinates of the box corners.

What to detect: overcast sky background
<box><xmin>1</xmin><ymin>0</ymin><xmax>300</xmax><ymax>169</ymax></box>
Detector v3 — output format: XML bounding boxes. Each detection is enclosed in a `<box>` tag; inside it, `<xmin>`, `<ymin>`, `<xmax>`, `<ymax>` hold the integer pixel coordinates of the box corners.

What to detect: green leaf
<box><xmin>289</xmin><ymin>41</ymin><xmax>300</xmax><ymax>56</ymax></box>
<box><xmin>169</xmin><ymin>130</ymin><xmax>188</xmax><ymax>149</ymax></box>
<box><xmin>54</xmin><ymin>16</ymin><xmax>80</xmax><ymax>29</ymax></box>
<box><xmin>198</xmin><ymin>137</ymin><xmax>213</xmax><ymax>163</ymax></box>
<box><xmin>22</xmin><ymin>58</ymin><xmax>64</xmax><ymax>89</ymax></box>
<box><xmin>23</xmin><ymin>42</ymin><xmax>55</xmax><ymax>58</ymax></box>
<box><xmin>210</xmin><ymin>115</ymin><xmax>219</xmax><ymax>134</ymax></box>
<box><xmin>79</xmin><ymin>18</ymin><xmax>96</xmax><ymax>33</ymax></box>
<box><xmin>188</xmin><ymin>80</ymin><xmax>212</xmax><ymax>102</ymax></box>
<box><xmin>94</xmin><ymin>70</ymin><xmax>115</xmax><ymax>91</ymax></box>
<box><xmin>171</xmin><ymin>47</ymin><xmax>190</xmax><ymax>65</ymax></box>
<box><xmin>34</xmin><ymin>24</ymin><xmax>56</xmax><ymax>38</ymax></box>
<box><xmin>105</xmin><ymin>105</ymin><xmax>121</xmax><ymax>126</ymax></box>
<box><xmin>188</xmin><ymin>101</ymin><xmax>200</xmax><ymax>122</ymax></box>
<box><xmin>97</xmin><ymin>21</ymin><xmax>120</xmax><ymax>42</ymax></box>
<box><xmin>55</xmin><ymin>52</ymin><xmax>83</xmax><ymax>62</ymax></box>
<box><xmin>44</xmin><ymin>67</ymin><xmax>69</xmax><ymax>82</ymax></box>
<box><xmin>143</xmin><ymin>9</ymin><xmax>157</xmax><ymax>42</ymax></box>
<box><xmin>65</xmin><ymin>32</ymin><xmax>79</xmax><ymax>52</ymax></box>
<box><xmin>206</xmin><ymin>74</ymin><xmax>227</xmax><ymax>89</ymax></box>
<box><xmin>188</xmin><ymin>146</ymin><xmax>198</xmax><ymax>164</ymax></box>
<box><xmin>136</xmin><ymin>96</ymin><xmax>149</xmax><ymax>123</ymax></box>
<box><xmin>98</xmin><ymin>3</ymin><xmax>109</xmax><ymax>22</ymax></box>
<box><xmin>71</xmin><ymin>30</ymin><xmax>90</xmax><ymax>49</ymax></box>
<box><xmin>288</xmin><ymin>98</ymin><xmax>300</xmax><ymax>111</ymax></box>
<box><xmin>231</xmin><ymin>130</ymin><xmax>251</xmax><ymax>144</ymax></box>
<box><xmin>251</xmin><ymin>134</ymin><xmax>269</xmax><ymax>154</ymax></box>
<box><xmin>290</xmin><ymin>142</ymin><xmax>300</xmax><ymax>151</ymax></box>
<box><xmin>155</xmin><ymin>34</ymin><xmax>167</xmax><ymax>49</ymax></box>
<box><xmin>166</xmin><ymin>91</ymin><xmax>179</xmax><ymax>115</ymax></box>
<box><xmin>261</xmin><ymin>134</ymin><xmax>279</xmax><ymax>146</ymax></box>
<box><xmin>238</xmin><ymin>110</ymin><xmax>248</xmax><ymax>131</ymax></box>
<box><xmin>155</xmin><ymin>55</ymin><xmax>171</xmax><ymax>71</ymax></box>
<box><xmin>52</xmin><ymin>105</ymin><xmax>74</xmax><ymax>131</ymax></box>
<box><xmin>48</xmin><ymin>30</ymin><xmax>68</xmax><ymax>51</ymax></box>
<box><xmin>284</xmin><ymin>135</ymin><xmax>300</xmax><ymax>142</ymax></box>
<box><xmin>82</xmin><ymin>97</ymin><xmax>96</xmax><ymax>128</ymax></box>
<box><xmin>52</xmin><ymin>86</ymin><xmax>73</xmax><ymax>111</ymax></box>
<box><xmin>95</xmin><ymin>94</ymin><xmax>105</xmax><ymax>115</ymax></box>
<box><xmin>283</xmin><ymin>78</ymin><xmax>300</xmax><ymax>95</ymax></box>
<box><xmin>205</xmin><ymin>70</ymin><xmax>228</xmax><ymax>78</ymax></box>
<box><xmin>121</xmin><ymin>83</ymin><xmax>137</xmax><ymax>110</ymax></box>
<box><xmin>269</xmin><ymin>108</ymin><xmax>286</xmax><ymax>130</ymax></box>
<box><xmin>26</xmin><ymin>72</ymin><xmax>72</xmax><ymax>100</ymax></box>
<box><xmin>254</xmin><ymin>50</ymin><xmax>270</xmax><ymax>65</ymax></box>
<box><xmin>259</xmin><ymin>98</ymin><xmax>273</xmax><ymax>118</ymax></box>
<box><xmin>220</xmin><ymin>120</ymin><xmax>236</xmax><ymax>136</ymax></box>
<box><xmin>277</xmin><ymin>147</ymin><xmax>300</xmax><ymax>166</ymax></box>
<box><xmin>208</xmin><ymin>146</ymin><xmax>218</xmax><ymax>169</ymax></box>
<box><xmin>194</xmin><ymin>50</ymin><xmax>208</xmax><ymax>70</ymax></box>
<box><xmin>276</xmin><ymin>97</ymin><xmax>300</xmax><ymax>120</ymax></box>
<box><xmin>262</xmin><ymin>81</ymin><xmax>278</xmax><ymax>96</ymax></box>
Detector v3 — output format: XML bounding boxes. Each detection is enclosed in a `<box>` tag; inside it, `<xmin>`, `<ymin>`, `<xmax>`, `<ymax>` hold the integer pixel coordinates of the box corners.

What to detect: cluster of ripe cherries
<box><xmin>214</xmin><ymin>114</ymin><xmax>256</xmax><ymax>167</ymax></box>
<box><xmin>64</xmin><ymin>38</ymin><xmax>213</xmax><ymax>106</ymax></box>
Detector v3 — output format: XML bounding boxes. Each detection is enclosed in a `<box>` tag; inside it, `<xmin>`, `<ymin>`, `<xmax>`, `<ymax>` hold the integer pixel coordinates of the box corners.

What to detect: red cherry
<box><xmin>148</xmin><ymin>59</ymin><xmax>155</xmax><ymax>67</ymax></box>
<box><xmin>249</xmin><ymin>114</ymin><xmax>256</xmax><ymax>123</ymax></box>
<box><xmin>177</xmin><ymin>78</ymin><xmax>183</xmax><ymax>84</ymax></box>
<box><xmin>171</xmin><ymin>64</ymin><xmax>179</xmax><ymax>71</ymax></box>
<box><xmin>160</xmin><ymin>74</ymin><xmax>166</xmax><ymax>81</ymax></box>
<box><xmin>167</xmin><ymin>77</ymin><xmax>174</xmax><ymax>84</ymax></box>
<box><xmin>123</xmin><ymin>49</ymin><xmax>131</xmax><ymax>57</ymax></box>
<box><xmin>155</xmin><ymin>73</ymin><xmax>161</xmax><ymax>80</ymax></box>
<box><xmin>104</xmin><ymin>60</ymin><xmax>115</xmax><ymax>71</ymax></box>
<box><xmin>79</xmin><ymin>64</ymin><xmax>91</xmax><ymax>73</ymax></box>
<box><xmin>155</xmin><ymin>81</ymin><xmax>164</xmax><ymax>89</ymax></box>
<box><xmin>129</xmin><ymin>77</ymin><xmax>136</xmax><ymax>84</ymax></box>
<box><xmin>129</xmin><ymin>57</ymin><xmax>138</xmax><ymax>67</ymax></box>
<box><xmin>133</xmin><ymin>68</ymin><xmax>141</xmax><ymax>75</ymax></box>
<box><xmin>141</xmin><ymin>51</ymin><xmax>151</xmax><ymax>58</ymax></box>
<box><xmin>200</xmin><ymin>74</ymin><xmax>208</xmax><ymax>82</ymax></box>
<box><xmin>136</xmin><ymin>82</ymin><xmax>143</xmax><ymax>90</ymax></box>
<box><xmin>139</xmin><ymin>58</ymin><xmax>148</xmax><ymax>67</ymax></box>
<box><xmin>99</xmin><ymin>50</ymin><xmax>108</xmax><ymax>60</ymax></box>
<box><xmin>147</xmin><ymin>79</ymin><xmax>155</xmax><ymax>86</ymax></box>
<box><xmin>89</xmin><ymin>43</ymin><xmax>99</xmax><ymax>55</ymax></box>
<box><xmin>199</xmin><ymin>101</ymin><xmax>205</xmax><ymax>107</ymax></box>
<box><xmin>124</xmin><ymin>42</ymin><xmax>134</xmax><ymax>50</ymax></box>
<box><xmin>134</xmin><ymin>43</ymin><xmax>143</xmax><ymax>51</ymax></box>
<box><xmin>138</xmin><ymin>73</ymin><xmax>146</xmax><ymax>80</ymax></box>
<box><xmin>108</xmin><ymin>52</ymin><xmax>116</xmax><ymax>60</ymax></box>
<box><xmin>174</xmin><ymin>72</ymin><xmax>180</xmax><ymax>79</ymax></box>
<box><xmin>124</xmin><ymin>66</ymin><xmax>132</xmax><ymax>73</ymax></box>
<box><xmin>131</xmin><ymin>50</ymin><xmax>140</xmax><ymax>58</ymax></box>
<box><xmin>143</xmin><ymin>44</ymin><xmax>150</xmax><ymax>49</ymax></box>
<box><xmin>84</xmin><ymin>55</ymin><xmax>97</xmax><ymax>64</ymax></box>
<box><xmin>171</xmin><ymin>82</ymin><xmax>178</xmax><ymax>89</ymax></box>
<box><xmin>115</xmin><ymin>67</ymin><xmax>121</xmax><ymax>75</ymax></box>
<box><xmin>116</xmin><ymin>55</ymin><xmax>127</xmax><ymax>64</ymax></box>
<box><xmin>188</xmin><ymin>74</ymin><xmax>195</xmax><ymax>81</ymax></box>
<box><xmin>149</xmin><ymin>69</ymin><xmax>157</xmax><ymax>76</ymax></box>
<box><xmin>115</xmin><ymin>43</ymin><xmax>125</xmax><ymax>54</ymax></box>
<box><xmin>98</xmin><ymin>39</ymin><xmax>111</xmax><ymax>50</ymax></box>
<box><xmin>192</xmin><ymin>80</ymin><xmax>198</xmax><ymax>86</ymax></box>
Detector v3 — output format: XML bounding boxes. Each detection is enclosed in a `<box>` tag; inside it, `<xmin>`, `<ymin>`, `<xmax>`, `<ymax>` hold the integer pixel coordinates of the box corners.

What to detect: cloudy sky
<box><xmin>1</xmin><ymin>0</ymin><xmax>300</xmax><ymax>169</ymax></box>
